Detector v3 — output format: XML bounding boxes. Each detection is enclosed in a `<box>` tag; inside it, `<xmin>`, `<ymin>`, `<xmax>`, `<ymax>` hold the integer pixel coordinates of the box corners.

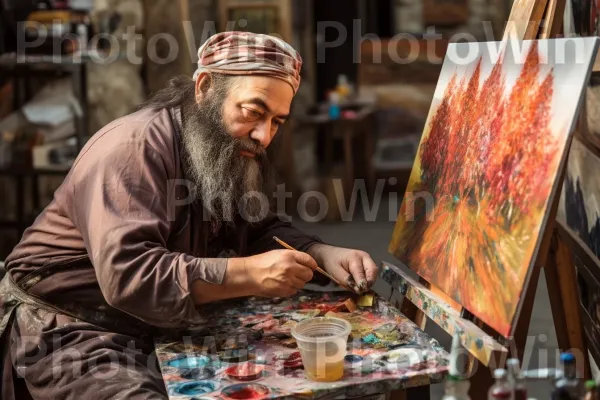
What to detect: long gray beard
<box><xmin>180</xmin><ymin>96</ymin><xmax>273</xmax><ymax>226</ymax></box>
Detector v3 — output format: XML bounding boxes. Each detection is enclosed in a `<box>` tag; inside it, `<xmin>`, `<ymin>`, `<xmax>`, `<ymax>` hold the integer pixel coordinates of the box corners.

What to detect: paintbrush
<box><xmin>272</xmin><ymin>236</ymin><xmax>356</xmax><ymax>292</ymax></box>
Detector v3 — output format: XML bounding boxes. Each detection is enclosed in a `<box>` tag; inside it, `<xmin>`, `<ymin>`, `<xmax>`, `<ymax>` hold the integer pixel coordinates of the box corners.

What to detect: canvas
<box><xmin>389</xmin><ymin>38</ymin><xmax>599</xmax><ymax>337</ymax></box>
<box><xmin>558</xmin><ymin>137</ymin><xmax>600</xmax><ymax>259</ymax></box>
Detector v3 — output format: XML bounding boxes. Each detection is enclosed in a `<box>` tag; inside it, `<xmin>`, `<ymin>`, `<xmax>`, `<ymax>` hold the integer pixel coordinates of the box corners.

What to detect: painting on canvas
<box><xmin>575</xmin><ymin>255</ymin><xmax>600</xmax><ymax>364</ymax></box>
<box><xmin>389</xmin><ymin>38</ymin><xmax>599</xmax><ymax>336</ymax></box>
<box><xmin>582</xmin><ymin>83</ymin><xmax>600</xmax><ymax>152</ymax></box>
<box><xmin>558</xmin><ymin>137</ymin><xmax>600</xmax><ymax>259</ymax></box>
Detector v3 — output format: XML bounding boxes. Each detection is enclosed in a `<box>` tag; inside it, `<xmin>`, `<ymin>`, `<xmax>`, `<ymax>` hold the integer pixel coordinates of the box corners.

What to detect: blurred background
<box><xmin>0</xmin><ymin>0</ymin><xmax>512</xmax><ymax>257</ymax></box>
<box><xmin>0</xmin><ymin>0</ymin><xmax>584</xmax><ymax>397</ymax></box>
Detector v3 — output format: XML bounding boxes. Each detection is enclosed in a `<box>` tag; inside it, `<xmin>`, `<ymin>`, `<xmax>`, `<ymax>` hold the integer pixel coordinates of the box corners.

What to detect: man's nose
<box><xmin>250</xmin><ymin>122</ymin><xmax>272</xmax><ymax>148</ymax></box>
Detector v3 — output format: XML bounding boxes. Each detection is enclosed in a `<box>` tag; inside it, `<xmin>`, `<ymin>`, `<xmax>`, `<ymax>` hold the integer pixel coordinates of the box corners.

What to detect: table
<box><xmin>154</xmin><ymin>291</ymin><xmax>449</xmax><ymax>399</ymax></box>
<box><xmin>294</xmin><ymin>101</ymin><xmax>378</xmax><ymax>199</ymax></box>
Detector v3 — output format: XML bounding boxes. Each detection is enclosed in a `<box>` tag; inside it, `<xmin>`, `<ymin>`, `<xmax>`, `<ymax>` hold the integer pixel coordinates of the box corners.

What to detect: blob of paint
<box><xmin>222</xmin><ymin>383</ymin><xmax>271</xmax><ymax>399</ymax></box>
<box><xmin>362</xmin><ymin>334</ymin><xmax>380</xmax><ymax>344</ymax></box>
<box><xmin>283</xmin><ymin>352</ymin><xmax>303</xmax><ymax>369</ymax></box>
<box><xmin>345</xmin><ymin>354</ymin><xmax>364</xmax><ymax>363</ymax></box>
<box><xmin>170</xmin><ymin>380</ymin><xmax>218</xmax><ymax>396</ymax></box>
<box><xmin>475</xmin><ymin>338</ymin><xmax>484</xmax><ymax>350</ymax></box>
<box><xmin>165</xmin><ymin>355</ymin><xmax>211</xmax><ymax>369</ymax></box>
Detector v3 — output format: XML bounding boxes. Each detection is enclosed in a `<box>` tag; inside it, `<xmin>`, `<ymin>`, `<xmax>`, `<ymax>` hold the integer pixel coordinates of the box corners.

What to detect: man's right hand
<box><xmin>192</xmin><ymin>250</ymin><xmax>318</xmax><ymax>305</ymax></box>
<box><xmin>242</xmin><ymin>250</ymin><xmax>317</xmax><ymax>298</ymax></box>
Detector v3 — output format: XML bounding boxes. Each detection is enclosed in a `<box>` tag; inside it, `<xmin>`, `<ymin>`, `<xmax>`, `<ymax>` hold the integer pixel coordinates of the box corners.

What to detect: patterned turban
<box><xmin>194</xmin><ymin>31</ymin><xmax>303</xmax><ymax>94</ymax></box>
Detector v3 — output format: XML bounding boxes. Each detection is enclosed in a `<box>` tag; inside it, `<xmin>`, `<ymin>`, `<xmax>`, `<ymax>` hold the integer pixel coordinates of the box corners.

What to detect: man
<box><xmin>0</xmin><ymin>32</ymin><xmax>378</xmax><ymax>399</ymax></box>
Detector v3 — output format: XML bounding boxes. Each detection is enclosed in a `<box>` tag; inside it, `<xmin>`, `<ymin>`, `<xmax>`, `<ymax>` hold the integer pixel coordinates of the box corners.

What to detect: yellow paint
<box><xmin>357</xmin><ymin>294</ymin><xmax>374</xmax><ymax>307</ymax></box>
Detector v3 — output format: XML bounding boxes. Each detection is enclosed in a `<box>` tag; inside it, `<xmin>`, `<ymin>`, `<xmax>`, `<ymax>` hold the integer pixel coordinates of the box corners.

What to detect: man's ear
<box><xmin>195</xmin><ymin>72</ymin><xmax>212</xmax><ymax>103</ymax></box>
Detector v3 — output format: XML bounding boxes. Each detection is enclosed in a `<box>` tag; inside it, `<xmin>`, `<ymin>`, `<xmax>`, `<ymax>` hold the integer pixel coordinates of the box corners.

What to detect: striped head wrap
<box><xmin>194</xmin><ymin>31</ymin><xmax>303</xmax><ymax>94</ymax></box>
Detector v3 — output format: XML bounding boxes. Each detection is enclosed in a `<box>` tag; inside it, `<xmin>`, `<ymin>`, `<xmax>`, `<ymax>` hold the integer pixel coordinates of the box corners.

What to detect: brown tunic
<box><xmin>0</xmin><ymin>107</ymin><xmax>322</xmax><ymax>399</ymax></box>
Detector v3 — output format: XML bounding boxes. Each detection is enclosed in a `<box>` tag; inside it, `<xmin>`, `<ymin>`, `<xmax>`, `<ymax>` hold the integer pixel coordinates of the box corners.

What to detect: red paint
<box><xmin>283</xmin><ymin>352</ymin><xmax>303</xmax><ymax>369</ymax></box>
<box><xmin>225</xmin><ymin>363</ymin><xmax>264</xmax><ymax>381</ymax></box>
<box><xmin>226</xmin><ymin>387</ymin><xmax>263</xmax><ymax>399</ymax></box>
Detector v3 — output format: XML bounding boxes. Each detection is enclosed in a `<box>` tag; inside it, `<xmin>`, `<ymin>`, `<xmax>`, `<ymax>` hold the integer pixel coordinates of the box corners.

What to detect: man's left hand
<box><xmin>307</xmin><ymin>244</ymin><xmax>379</xmax><ymax>294</ymax></box>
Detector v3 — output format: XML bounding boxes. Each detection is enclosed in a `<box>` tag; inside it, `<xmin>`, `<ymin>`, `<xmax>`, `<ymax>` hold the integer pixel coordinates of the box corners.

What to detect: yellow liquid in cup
<box><xmin>304</xmin><ymin>359</ymin><xmax>345</xmax><ymax>382</ymax></box>
<box><xmin>299</xmin><ymin>339</ymin><xmax>346</xmax><ymax>382</ymax></box>
<box><xmin>292</xmin><ymin>317</ymin><xmax>351</xmax><ymax>383</ymax></box>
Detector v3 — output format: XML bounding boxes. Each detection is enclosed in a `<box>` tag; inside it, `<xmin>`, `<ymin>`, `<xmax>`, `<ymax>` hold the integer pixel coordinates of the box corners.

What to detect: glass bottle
<box><xmin>552</xmin><ymin>352</ymin><xmax>582</xmax><ymax>399</ymax></box>
<box><xmin>506</xmin><ymin>358</ymin><xmax>527</xmax><ymax>400</ymax></box>
<box><xmin>584</xmin><ymin>380</ymin><xmax>598</xmax><ymax>400</ymax></box>
<box><xmin>488</xmin><ymin>368</ymin><xmax>512</xmax><ymax>399</ymax></box>
<box><xmin>442</xmin><ymin>375</ymin><xmax>471</xmax><ymax>400</ymax></box>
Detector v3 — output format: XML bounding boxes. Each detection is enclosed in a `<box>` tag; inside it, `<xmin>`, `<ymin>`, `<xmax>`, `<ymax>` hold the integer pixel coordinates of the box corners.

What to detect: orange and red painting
<box><xmin>390</xmin><ymin>38</ymin><xmax>599</xmax><ymax>336</ymax></box>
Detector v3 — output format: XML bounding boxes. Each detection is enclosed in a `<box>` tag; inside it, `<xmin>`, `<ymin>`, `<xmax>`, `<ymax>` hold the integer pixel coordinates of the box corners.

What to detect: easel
<box><xmin>381</xmin><ymin>0</ymin><xmax>594</xmax><ymax>397</ymax></box>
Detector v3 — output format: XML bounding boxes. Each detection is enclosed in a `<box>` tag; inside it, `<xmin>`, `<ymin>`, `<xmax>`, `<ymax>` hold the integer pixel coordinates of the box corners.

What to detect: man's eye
<box><xmin>243</xmin><ymin>108</ymin><xmax>262</xmax><ymax>119</ymax></box>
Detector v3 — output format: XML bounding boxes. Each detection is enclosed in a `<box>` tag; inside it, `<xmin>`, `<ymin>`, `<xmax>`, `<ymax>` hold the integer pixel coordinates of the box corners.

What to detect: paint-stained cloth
<box><xmin>194</xmin><ymin>32</ymin><xmax>302</xmax><ymax>93</ymax></box>
<box><xmin>0</xmin><ymin>107</ymin><xmax>322</xmax><ymax>399</ymax></box>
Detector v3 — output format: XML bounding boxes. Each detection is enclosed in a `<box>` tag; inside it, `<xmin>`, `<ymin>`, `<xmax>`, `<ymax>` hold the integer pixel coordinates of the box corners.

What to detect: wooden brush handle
<box><xmin>273</xmin><ymin>236</ymin><xmax>349</xmax><ymax>289</ymax></box>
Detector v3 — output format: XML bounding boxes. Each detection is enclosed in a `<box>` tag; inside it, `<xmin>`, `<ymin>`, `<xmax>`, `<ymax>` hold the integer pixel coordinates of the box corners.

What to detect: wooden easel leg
<box><xmin>546</xmin><ymin>230</ymin><xmax>591</xmax><ymax>379</ymax></box>
<box><xmin>467</xmin><ymin>354</ymin><xmax>495</xmax><ymax>398</ymax></box>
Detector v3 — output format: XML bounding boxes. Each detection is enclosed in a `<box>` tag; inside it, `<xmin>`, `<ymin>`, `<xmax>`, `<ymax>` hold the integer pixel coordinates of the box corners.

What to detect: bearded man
<box><xmin>0</xmin><ymin>32</ymin><xmax>378</xmax><ymax>399</ymax></box>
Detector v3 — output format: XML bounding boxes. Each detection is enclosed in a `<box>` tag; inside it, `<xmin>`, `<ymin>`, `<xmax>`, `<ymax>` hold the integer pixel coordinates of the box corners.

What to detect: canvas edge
<box><xmin>507</xmin><ymin>36</ymin><xmax>600</xmax><ymax>338</ymax></box>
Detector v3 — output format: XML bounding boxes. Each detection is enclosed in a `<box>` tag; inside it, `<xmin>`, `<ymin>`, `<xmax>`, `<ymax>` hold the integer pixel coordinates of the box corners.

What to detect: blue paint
<box><xmin>362</xmin><ymin>334</ymin><xmax>380</xmax><ymax>344</ymax></box>
<box><xmin>170</xmin><ymin>381</ymin><xmax>218</xmax><ymax>396</ymax></box>
<box><xmin>165</xmin><ymin>355</ymin><xmax>210</xmax><ymax>369</ymax></box>
<box><xmin>475</xmin><ymin>338</ymin><xmax>484</xmax><ymax>350</ymax></box>
<box><xmin>345</xmin><ymin>354</ymin><xmax>363</xmax><ymax>363</ymax></box>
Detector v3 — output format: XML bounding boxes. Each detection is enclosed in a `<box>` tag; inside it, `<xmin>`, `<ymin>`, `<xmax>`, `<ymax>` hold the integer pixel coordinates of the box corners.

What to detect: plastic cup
<box><xmin>291</xmin><ymin>317</ymin><xmax>351</xmax><ymax>382</ymax></box>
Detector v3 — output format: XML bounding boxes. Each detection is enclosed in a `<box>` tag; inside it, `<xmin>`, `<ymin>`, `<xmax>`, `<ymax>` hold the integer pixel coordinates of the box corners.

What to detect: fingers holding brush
<box><xmin>305</xmin><ymin>244</ymin><xmax>378</xmax><ymax>294</ymax></box>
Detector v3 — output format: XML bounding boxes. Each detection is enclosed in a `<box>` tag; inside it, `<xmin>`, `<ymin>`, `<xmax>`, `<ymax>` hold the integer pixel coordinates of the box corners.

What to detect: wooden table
<box><xmin>295</xmin><ymin>102</ymin><xmax>378</xmax><ymax>199</ymax></box>
<box><xmin>154</xmin><ymin>291</ymin><xmax>448</xmax><ymax>399</ymax></box>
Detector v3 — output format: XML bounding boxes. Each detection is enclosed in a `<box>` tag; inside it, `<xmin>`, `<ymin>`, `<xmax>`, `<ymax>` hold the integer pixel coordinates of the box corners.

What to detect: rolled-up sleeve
<box><xmin>70</xmin><ymin>129</ymin><xmax>222</xmax><ymax>328</ymax></box>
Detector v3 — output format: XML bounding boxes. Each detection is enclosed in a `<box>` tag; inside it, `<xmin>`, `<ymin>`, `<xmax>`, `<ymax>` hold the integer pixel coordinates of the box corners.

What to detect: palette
<box><xmin>155</xmin><ymin>291</ymin><xmax>449</xmax><ymax>399</ymax></box>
